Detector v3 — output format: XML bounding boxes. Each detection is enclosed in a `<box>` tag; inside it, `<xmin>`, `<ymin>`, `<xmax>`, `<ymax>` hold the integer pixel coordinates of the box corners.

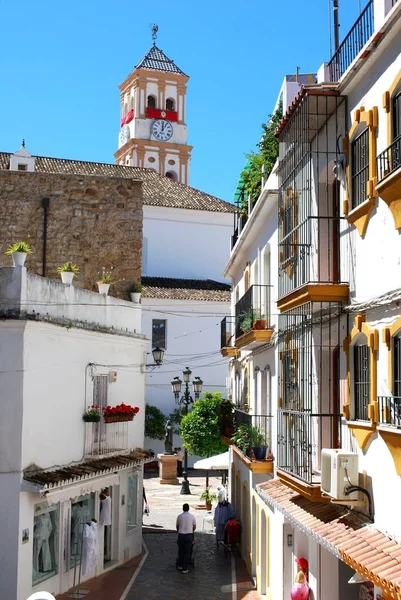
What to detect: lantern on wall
<box><xmin>290</xmin><ymin>571</ymin><xmax>310</xmax><ymax>600</ymax></box>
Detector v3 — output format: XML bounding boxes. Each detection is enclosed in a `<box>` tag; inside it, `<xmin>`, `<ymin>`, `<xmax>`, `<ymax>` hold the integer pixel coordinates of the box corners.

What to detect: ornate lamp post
<box><xmin>171</xmin><ymin>367</ymin><xmax>203</xmax><ymax>495</ymax></box>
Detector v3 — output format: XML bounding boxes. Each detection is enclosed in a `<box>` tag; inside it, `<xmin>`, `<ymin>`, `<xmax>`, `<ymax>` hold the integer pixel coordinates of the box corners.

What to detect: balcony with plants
<box><xmin>83</xmin><ymin>403</ymin><xmax>140</xmax><ymax>458</ymax></box>
<box><xmin>235</xmin><ymin>285</ymin><xmax>274</xmax><ymax>350</ymax></box>
<box><xmin>230</xmin><ymin>408</ymin><xmax>274</xmax><ymax>473</ymax></box>
<box><xmin>220</xmin><ymin>316</ymin><xmax>240</xmax><ymax>358</ymax></box>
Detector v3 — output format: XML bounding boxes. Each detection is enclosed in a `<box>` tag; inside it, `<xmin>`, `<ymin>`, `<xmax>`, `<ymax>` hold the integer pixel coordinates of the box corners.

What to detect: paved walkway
<box><xmin>57</xmin><ymin>471</ymin><xmax>260</xmax><ymax>600</ymax></box>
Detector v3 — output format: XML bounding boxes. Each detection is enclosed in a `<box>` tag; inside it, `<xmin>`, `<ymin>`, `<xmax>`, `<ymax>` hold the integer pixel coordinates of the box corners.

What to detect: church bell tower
<box><xmin>115</xmin><ymin>26</ymin><xmax>192</xmax><ymax>185</ymax></box>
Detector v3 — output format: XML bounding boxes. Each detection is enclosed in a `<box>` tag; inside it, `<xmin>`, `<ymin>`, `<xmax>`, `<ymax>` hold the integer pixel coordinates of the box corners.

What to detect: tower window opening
<box><xmin>165</xmin><ymin>170</ymin><xmax>178</xmax><ymax>181</ymax></box>
<box><xmin>147</xmin><ymin>95</ymin><xmax>156</xmax><ymax>109</ymax></box>
<box><xmin>166</xmin><ymin>98</ymin><xmax>175</xmax><ymax>111</ymax></box>
<box><xmin>130</xmin><ymin>96</ymin><xmax>134</xmax><ymax>110</ymax></box>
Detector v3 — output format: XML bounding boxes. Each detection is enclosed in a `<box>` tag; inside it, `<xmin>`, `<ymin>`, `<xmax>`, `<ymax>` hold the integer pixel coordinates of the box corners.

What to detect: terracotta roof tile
<box><xmin>135</xmin><ymin>45</ymin><xmax>186</xmax><ymax>75</ymax></box>
<box><xmin>257</xmin><ymin>479</ymin><xmax>401</xmax><ymax>597</ymax></box>
<box><xmin>0</xmin><ymin>153</ymin><xmax>235</xmax><ymax>214</ymax></box>
<box><xmin>141</xmin><ymin>277</ymin><xmax>231</xmax><ymax>302</ymax></box>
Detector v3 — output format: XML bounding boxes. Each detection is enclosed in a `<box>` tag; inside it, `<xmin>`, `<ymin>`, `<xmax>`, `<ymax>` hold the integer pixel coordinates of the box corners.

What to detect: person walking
<box><xmin>176</xmin><ymin>503</ymin><xmax>196</xmax><ymax>573</ymax></box>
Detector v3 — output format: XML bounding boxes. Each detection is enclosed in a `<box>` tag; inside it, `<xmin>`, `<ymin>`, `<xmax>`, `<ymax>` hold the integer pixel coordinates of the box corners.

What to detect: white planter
<box><xmin>130</xmin><ymin>292</ymin><xmax>141</xmax><ymax>303</ymax></box>
<box><xmin>60</xmin><ymin>271</ymin><xmax>74</xmax><ymax>285</ymax></box>
<box><xmin>12</xmin><ymin>252</ymin><xmax>27</xmax><ymax>267</ymax></box>
<box><xmin>97</xmin><ymin>283</ymin><xmax>110</xmax><ymax>295</ymax></box>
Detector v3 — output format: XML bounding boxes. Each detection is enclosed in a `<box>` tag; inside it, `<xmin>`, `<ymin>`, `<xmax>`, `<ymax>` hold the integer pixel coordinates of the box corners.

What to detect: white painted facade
<box><xmin>0</xmin><ymin>267</ymin><xmax>147</xmax><ymax>600</ymax></box>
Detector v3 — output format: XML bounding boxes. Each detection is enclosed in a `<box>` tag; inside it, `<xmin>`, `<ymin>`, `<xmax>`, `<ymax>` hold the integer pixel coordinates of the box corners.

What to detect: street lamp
<box><xmin>146</xmin><ymin>347</ymin><xmax>164</xmax><ymax>368</ymax></box>
<box><xmin>171</xmin><ymin>367</ymin><xmax>203</xmax><ymax>495</ymax></box>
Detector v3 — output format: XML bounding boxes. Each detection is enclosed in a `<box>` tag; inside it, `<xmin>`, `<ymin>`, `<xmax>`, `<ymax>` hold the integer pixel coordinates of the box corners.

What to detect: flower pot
<box><xmin>252</xmin><ymin>446</ymin><xmax>267</xmax><ymax>461</ymax></box>
<box><xmin>205</xmin><ymin>501</ymin><xmax>212</xmax><ymax>511</ymax></box>
<box><xmin>61</xmin><ymin>271</ymin><xmax>74</xmax><ymax>285</ymax></box>
<box><xmin>97</xmin><ymin>283</ymin><xmax>110</xmax><ymax>295</ymax></box>
<box><xmin>130</xmin><ymin>292</ymin><xmax>141</xmax><ymax>303</ymax></box>
<box><xmin>104</xmin><ymin>416</ymin><xmax>117</xmax><ymax>423</ymax></box>
<box><xmin>12</xmin><ymin>252</ymin><xmax>27</xmax><ymax>267</ymax></box>
<box><xmin>254</xmin><ymin>319</ymin><xmax>266</xmax><ymax>330</ymax></box>
<box><xmin>83</xmin><ymin>415</ymin><xmax>100</xmax><ymax>423</ymax></box>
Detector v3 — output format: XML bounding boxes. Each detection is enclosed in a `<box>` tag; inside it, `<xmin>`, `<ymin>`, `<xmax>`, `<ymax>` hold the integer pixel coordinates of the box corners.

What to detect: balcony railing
<box><xmin>277</xmin><ymin>410</ymin><xmax>342</xmax><ymax>485</ymax></box>
<box><xmin>233</xmin><ymin>408</ymin><xmax>273</xmax><ymax>458</ymax></box>
<box><xmin>232</xmin><ymin>213</ymin><xmax>247</xmax><ymax>249</ymax></box>
<box><xmin>220</xmin><ymin>316</ymin><xmax>236</xmax><ymax>349</ymax></box>
<box><xmin>85</xmin><ymin>420</ymin><xmax>129</xmax><ymax>457</ymax></box>
<box><xmin>378</xmin><ymin>396</ymin><xmax>401</xmax><ymax>427</ymax></box>
<box><xmin>235</xmin><ymin>284</ymin><xmax>272</xmax><ymax>339</ymax></box>
<box><xmin>377</xmin><ymin>135</ymin><xmax>401</xmax><ymax>182</ymax></box>
<box><xmin>327</xmin><ymin>0</ymin><xmax>374</xmax><ymax>81</ymax></box>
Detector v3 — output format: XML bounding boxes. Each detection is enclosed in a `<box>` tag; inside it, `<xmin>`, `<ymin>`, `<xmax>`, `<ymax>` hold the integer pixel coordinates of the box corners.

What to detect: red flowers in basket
<box><xmin>103</xmin><ymin>404</ymin><xmax>140</xmax><ymax>422</ymax></box>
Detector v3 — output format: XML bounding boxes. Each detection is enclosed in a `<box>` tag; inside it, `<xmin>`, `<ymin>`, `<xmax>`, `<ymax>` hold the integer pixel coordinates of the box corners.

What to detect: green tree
<box><xmin>144</xmin><ymin>404</ymin><xmax>165</xmax><ymax>440</ymax></box>
<box><xmin>240</xmin><ymin>102</ymin><xmax>283</xmax><ymax>212</ymax></box>
<box><xmin>180</xmin><ymin>392</ymin><xmax>227</xmax><ymax>457</ymax></box>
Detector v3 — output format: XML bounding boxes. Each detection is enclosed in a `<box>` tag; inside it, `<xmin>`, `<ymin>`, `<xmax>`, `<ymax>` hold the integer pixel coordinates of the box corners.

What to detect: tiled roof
<box><xmin>135</xmin><ymin>45</ymin><xmax>186</xmax><ymax>75</ymax></box>
<box><xmin>257</xmin><ymin>479</ymin><xmax>401</xmax><ymax>596</ymax></box>
<box><xmin>0</xmin><ymin>153</ymin><xmax>235</xmax><ymax>213</ymax></box>
<box><xmin>24</xmin><ymin>449</ymin><xmax>152</xmax><ymax>489</ymax></box>
<box><xmin>141</xmin><ymin>277</ymin><xmax>231</xmax><ymax>302</ymax></box>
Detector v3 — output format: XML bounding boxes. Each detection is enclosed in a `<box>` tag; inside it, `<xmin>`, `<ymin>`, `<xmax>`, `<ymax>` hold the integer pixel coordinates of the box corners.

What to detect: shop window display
<box><xmin>70</xmin><ymin>493</ymin><xmax>95</xmax><ymax>569</ymax></box>
<box><xmin>126</xmin><ymin>474</ymin><xmax>138</xmax><ymax>532</ymax></box>
<box><xmin>32</xmin><ymin>502</ymin><xmax>59</xmax><ymax>584</ymax></box>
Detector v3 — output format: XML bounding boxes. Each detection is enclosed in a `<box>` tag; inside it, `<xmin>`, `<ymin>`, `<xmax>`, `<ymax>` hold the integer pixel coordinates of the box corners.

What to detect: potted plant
<box><xmin>219</xmin><ymin>399</ymin><xmax>234</xmax><ymax>437</ymax></box>
<box><xmin>200</xmin><ymin>488</ymin><xmax>217</xmax><ymax>511</ymax></box>
<box><xmin>239</xmin><ymin>309</ymin><xmax>255</xmax><ymax>334</ymax></box>
<box><xmin>231</xmin><ymin>424</ymin><xmax>252</xmax><ymax>455</ymax></box>
<box><xmin>57</xmin><ymin>262</ymin><xmax>79</xmax><ymax>285</ymax></box>
<box><xmin>103</xmin><ymin>403</ymin><xmax>140</xmax><ymax>423</ymax></box>
<box><xmin>5</xmin><ymin>241</ymin><xmax>32</xmax><ymax>267</ymax></box>
<box><xmin>97</xmin><ymin>267</ymin><xmax>113</xmax><ymax>295</ymax></box>
<box><xmin>250</xmin><ymin>425</ymin><xmax>269</xmax><ymax>460</ymax></box>
<box><xmin>129</xmin><ymin>282</ymin><xmax>143</xmax><ymax>303</ymax></box>
<box><xmin>83</xmin><ymin>405</ymin><xmax>101</xmax><ymax>423</ymax></box>
<box><xmin>253</xmin><ymin>311</ymin><xmax>266</xmax><ymax>330</ymax></box>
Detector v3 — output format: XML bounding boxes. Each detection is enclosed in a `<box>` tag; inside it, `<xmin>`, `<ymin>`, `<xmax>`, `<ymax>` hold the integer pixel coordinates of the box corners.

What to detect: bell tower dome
<box><xmin>115</xmin><ymin>27</ymin><xmax>192</xmax><ymax>185</ymax></box>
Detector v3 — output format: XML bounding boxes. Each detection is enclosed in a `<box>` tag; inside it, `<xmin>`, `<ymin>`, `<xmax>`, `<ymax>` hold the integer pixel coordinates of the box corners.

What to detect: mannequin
<box><xmin>82</xmin><ymin>519</ymin><xmax>98</xmax><ymax>577</ymax></box>
<box><xmin>33</xmin><ymin>512</ymin><xmax>53</xmax><ymax>573</ymax></box>
<box><xmin>71</xmin><ymin>501</ymin><xmax>89</xmax><ymax>559</ymax></box>
<box><xmin>100</xmin><ymin>488</ymin><xmax>112</xmax><ymax>526</ymax></box>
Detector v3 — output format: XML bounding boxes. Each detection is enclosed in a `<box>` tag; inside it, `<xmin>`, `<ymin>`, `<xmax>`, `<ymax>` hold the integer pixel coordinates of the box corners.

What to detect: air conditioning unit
<box><xmin>321</xmin><ymin>449</ymin><xmax>359</xmax><ymax>500</ymax></box>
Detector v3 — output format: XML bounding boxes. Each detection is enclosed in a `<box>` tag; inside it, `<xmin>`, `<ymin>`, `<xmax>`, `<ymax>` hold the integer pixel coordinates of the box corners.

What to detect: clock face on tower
<box><xmin>151</xmin><ymin>119</ymin><xmax>173</xmax><ymax>142</ymax></box>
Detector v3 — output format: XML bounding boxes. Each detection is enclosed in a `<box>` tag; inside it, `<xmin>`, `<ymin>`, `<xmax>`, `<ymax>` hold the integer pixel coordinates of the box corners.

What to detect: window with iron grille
<box><xmin>392</xmin><ymin>90</ymin><xmax>401</xmax><ymax>172</ymax></box>
<box><xmin>353</xmin><ymin>344</ymin><xmax>370</xmax><ymax>420</ymax></box>
<box><xmin>152</xmin><ymin>319</ymin><xmax>167</xmax><ymax>349</ymax></box>
<box><xmin>393</xmin><ymin>335</ymin><xmax>401</xmax><ymax>397</ymax></box>
<box><xmin>93</xmin><ymin>375</ymin><xmax>108</xmax><ymax>408</ymax></box>
<box><xmin>282</xmin><ymin>350</ymin><xmax>298</xmax><ymax>409</ymax></box>
<box><xmin>351</xmin><ymin>128</ymin><xmax>369</xmax><ymax>209</ymax></box>
<box><xmin>279</xmin><ymin>188</ymin><xmax>297</xmax><ymax>264</ymax></box>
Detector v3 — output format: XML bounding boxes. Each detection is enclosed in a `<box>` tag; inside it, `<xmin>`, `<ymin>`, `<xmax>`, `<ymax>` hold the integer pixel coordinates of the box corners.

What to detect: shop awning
<box><xmin>22</xmin><ymin>449</ymin><xmax>152</xmax><ymax>505</ymax></box>
<box><xmin>193</xmin><ymin>452</ymin><xmax>229</xmax><ymax>471</ymax></box>
<box><xmin>256</xmin><ymin>479</ymin><xmax>401</xmax><ymax>599</ymax></box>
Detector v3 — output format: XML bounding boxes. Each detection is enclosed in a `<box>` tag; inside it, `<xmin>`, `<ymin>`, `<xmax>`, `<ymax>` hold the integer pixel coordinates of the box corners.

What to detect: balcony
<box><xmin>376</xmin><ymin>136</ymin><xmax>401</xmax><ymax>228</ymax></box>
<box><xmin>327</xmin><ymin>0</ymin><xmax>374</xmax><ymax>81</ymax></box>
<box><xmin>276</xmin><ymin>409</ymin><xmax>341</xmax><ymax>500</ymax></box>
<box><xmin>231</xmin><ymin>408</ymin><xmax>274</xmax><ymax>474</ymax></box>
<box><xmin>235</xmin><ymin>285</ymin><xmax>274</xmax><ymax>350</ymax></box>
<box><xmin>220</xmin><ymin>316</ymin><xmax>240</xmax><ymax>357</ymax></box>
<box><xmin>378</xmin><ymin>396</ymin><xmax>401</xmax><ymax>427</ymax></box>
<box><xmin>85</xmin><ymin>420</ymin><xmax>130</xmax><ymax>458</ymax></box>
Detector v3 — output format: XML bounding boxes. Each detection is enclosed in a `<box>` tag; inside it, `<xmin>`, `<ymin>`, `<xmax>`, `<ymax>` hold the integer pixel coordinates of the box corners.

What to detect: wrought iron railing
<box><xmin>277</xmin><ymin>410</ymin><xmax>342</xmax><ymax>485</ymax></box>
<box><xmin>85</xmin><ymin>420</ymin><xmax>129</xmax><ymax>457</ymax></box>
<box><xmin>233</xmin><ymin>408</ymin><xmax>273</xmax><ymax>456</ymax></box>
<box><xmin>232</xmin><ymin>213</ymin><xmax>248</xmax><ymax>249</ymax></box>
<box><xmin>220</xmin><ymin>316</ymin><xmax>236</xmax><ymax>349</ymax></box>
<box><xmin>328</xmin><ymin>0</ymin><xmax>374</xmax><ymax>81</ymax></box>
<box><xmin>378</xmin><ymin>396</ymin><xmax>401</xmax><ymax>427</ymax></box>
<box><xmin>278</xmin><ymin>217</ymin><xmax>342</xmax><ymax>299</ymax></box>
<box><xmin>377</xmin><ymin>135</ymin><xmax>401</xmax><ymax>182</ymax></box>
<box><xmin>235</xmin><ymin>284</ymin><xmax>272</xmax><ymax>339</ymax></box>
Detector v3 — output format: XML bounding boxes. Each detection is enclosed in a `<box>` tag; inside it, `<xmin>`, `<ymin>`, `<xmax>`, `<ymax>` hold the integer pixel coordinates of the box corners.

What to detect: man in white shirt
<box><xmin>176</xmin><ymin>503</ymin><xmax>196</xmax><ymax>573</ymax></box>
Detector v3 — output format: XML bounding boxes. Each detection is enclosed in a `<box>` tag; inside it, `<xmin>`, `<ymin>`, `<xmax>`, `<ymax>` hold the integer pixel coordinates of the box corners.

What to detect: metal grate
<box><xmin>354</xmin><ymin>345</ymin><xmax>370</xmax><ymax>420</ymax></box>
<box><xmin>377</xmin><ymin>135</ymin><xmax>401</xmax><ymax>182</ymax></box>
<box><xmin>235</xmin><ymin>285</ymin><xmax>272</xmax><ymax>339</ymax></box>
<box><xmin>220</xmin><ymin>316</ymin><xmax>236</xmax><ymax>349</ymax></box>
<box><xmin>378</xmin><ymin>396</ymin><xmax>401</xmax><ymax>427</ymax></box>
<box><xmin>394</xmin><ymin>335</ymin><xmax>401</xmax><ymax>397</ymax></box>
<box><xmin>351</xmin><ymin>127</ymin><xmax>369</xmax><ymax>209</ymax></box>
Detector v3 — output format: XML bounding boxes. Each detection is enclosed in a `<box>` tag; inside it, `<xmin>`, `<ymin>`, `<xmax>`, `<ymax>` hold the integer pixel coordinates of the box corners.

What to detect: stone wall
<box><xmin>0</xmin><ymin>170</ymin><xmax>143</xmax><ymax>298</ymax></box>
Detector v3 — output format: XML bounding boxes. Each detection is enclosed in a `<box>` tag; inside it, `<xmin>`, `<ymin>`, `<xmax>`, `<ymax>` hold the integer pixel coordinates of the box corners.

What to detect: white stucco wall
<box><xmin>143</xmin><ymin>205</ymin><xmax>233</xmax><ymax>282</ymax></box>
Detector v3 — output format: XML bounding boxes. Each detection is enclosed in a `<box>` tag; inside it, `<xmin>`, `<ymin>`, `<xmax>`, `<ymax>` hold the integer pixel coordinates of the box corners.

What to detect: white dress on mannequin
<box><xmin>33</xmin><ymin>513</ymin><xmax>53</xmax><ymax>573</ymax></box>
<box><xmin>82</xmin><ymin>521</ymin><xmax>98</xmax><ymax>577</ymax></box>
<box><xmin>100</xmin><ymin>496</ymin><xmax>112</xmax><ymax>526</ymax></box>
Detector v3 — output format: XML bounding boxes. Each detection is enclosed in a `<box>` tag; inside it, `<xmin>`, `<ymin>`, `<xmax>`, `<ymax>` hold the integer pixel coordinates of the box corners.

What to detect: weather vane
<box><xmin>151</xmin><ymin>24</ymin><xmax>158</xmax><ymax>45</ymax></box>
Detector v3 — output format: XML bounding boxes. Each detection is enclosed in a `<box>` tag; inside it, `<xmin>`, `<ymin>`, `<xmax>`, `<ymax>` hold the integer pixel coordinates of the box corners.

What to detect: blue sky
<box><xmin>0</xmin><ymin>0</ymin><xmax>362</xmax><ymax>202</ymax></box>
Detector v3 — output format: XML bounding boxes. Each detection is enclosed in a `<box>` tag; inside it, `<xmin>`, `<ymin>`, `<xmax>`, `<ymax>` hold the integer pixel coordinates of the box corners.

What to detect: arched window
<box><xmin>130</xmin><ymin>96</ymin><xmax>134</xmax><ymax>110</ymax></box>
<box><xmin>353</xmin><ymin>340</ymin><xmax>370</xmax><ymax>421</ymax></box>
<box><xmin>165</xmin><ymin>170</ymin><xmax>178</xmax><ymax>181</ymax></box>
<box><xmin>166</xmin><ymin>98</ymin><xmax>175</xmax><ymax>111</ymax></box>
<box><xmin>124</xmin><ymin>102</ymin><xmax>128</xmax><ymax>115</ymax></box>
<box><xmin>147</xmin><ymin>95</ymin><xmax>156</xmax><ymax>109</ymax></box>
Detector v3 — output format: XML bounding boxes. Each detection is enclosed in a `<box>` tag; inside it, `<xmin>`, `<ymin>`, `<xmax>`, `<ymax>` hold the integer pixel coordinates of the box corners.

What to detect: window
<box><xmin>17</xmin><ymin>163</ymin><xmax>27</xmax><ymax>171</ymax></box>
<box><xmin>282</xmin><ymin>351</ymin><xmax>298</xmax><ymax>409</ymax></box>
<box><xmin>393</xmin><ymin>334</ymin><xmax>401</xmax><ymax>397</ymax></box>
<box><xmin>127</xmin><ymin>474</ymin><xmax>138</xmax><ymax>532</ymax></box>
<box><xmin>279</xmin><ymin>188</ymin><xmax>298</xmax><ymax>271</ymax></box>
<box><xmin>354</xmin><ymin>344</ymin><xmax>370</xmax><ymax>420</ymax></box>
<box><xmin>147</xmin><ymin>95</ymin><xmax>156</xmax><ymax>109</ymax></box>
<box><xmin>130</xmin><ymin>95</ymin><xmax>134</xmax><ymax>110</ymax></box>
<box><xmin>165</xmin><ymin>170</ymin><xmax>177</xmax><ymax>181</ymax></box>
<box><xmin>33</xmin><ymin>502</ymin><xmax>59</xmax><ymax>584</ymax></box>
<box><xmin>351</xmin><ymin>128</ymin><xmax>369</xmax><ymax>209</ymax></box>
<box><xmin>93</xmin><ymin>374</ymin><xmax>108</xmax><ymax>408</ymax></box>
<box><xmin>70</xmin><ymin>493</ymin><xmax>95</xmax><ymax>569</ymax></box>
<box><xmin>152</xmin><ymin>319</ymin><xmax>166</xmax><ymax>349</ymax></box>
<box><xmin>391</xmin><ymin>90</ymin><xmax>401</xmax><ymax>172</ymax></box>
<box><xmin>166</xmin><ymin>98</ymin><xmax>175</xmax><ymax>111</ymax></box>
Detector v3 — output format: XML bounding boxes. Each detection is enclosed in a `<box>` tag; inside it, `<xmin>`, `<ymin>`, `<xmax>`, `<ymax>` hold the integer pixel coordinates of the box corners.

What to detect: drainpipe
<box><xmin>42</xmin><ymin>198</ymin><xmax>50</xmax><ymax>277</ymax></box>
